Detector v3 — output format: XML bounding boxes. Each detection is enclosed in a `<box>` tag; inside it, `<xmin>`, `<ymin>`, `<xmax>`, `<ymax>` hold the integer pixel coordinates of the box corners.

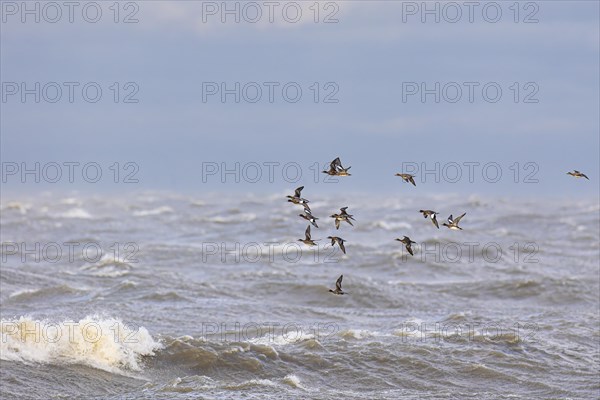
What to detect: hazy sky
<box><xmin>1</xmin><ymin>0</ymin><xmax>599</xmax><ymax>197</ymax></box>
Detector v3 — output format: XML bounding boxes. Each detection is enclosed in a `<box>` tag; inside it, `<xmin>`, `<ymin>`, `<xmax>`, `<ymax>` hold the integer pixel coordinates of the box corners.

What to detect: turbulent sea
<box><xmin>1</xmin><ymin>191</ymin><xmax>599</xmax><ymax>399</ymax></box>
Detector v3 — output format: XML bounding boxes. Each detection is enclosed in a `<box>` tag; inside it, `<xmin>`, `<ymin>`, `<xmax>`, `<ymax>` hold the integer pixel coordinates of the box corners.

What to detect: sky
<box><xmin>1</xmin><ymin>0</ymin><xmax>599</xmax><ymax>198</ymax></box>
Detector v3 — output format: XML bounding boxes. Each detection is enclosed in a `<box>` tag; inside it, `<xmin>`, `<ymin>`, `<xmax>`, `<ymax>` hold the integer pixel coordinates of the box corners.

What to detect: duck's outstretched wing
<box><xmin>454</xmin><ymin>213</ymin><xmax>466</xmax><ymax>224</ymax></box>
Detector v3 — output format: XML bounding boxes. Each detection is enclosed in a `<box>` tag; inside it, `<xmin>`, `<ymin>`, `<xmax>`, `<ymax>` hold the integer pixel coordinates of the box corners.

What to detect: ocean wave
<box><xmin>133</xmin><ymin>206</ymin><xmax>174</xmax><ymax>217</ymax></box>
<box><xmin>470</xmin><ymin>330</ymin><xmax>522</xmax><ymax>345</ymax></box>
<box><xmin>222</xmin><ymin>378</ymin><xmax>278</xmax><ymax>389</ymax></box>
<box><xmin>249</xmin><ymin>331</ymin><xmax>316</xmax><ymax>346</ymax></box>
<box><xmin>157</xmin><ymin>336</ymin><xmax>272</xmax><ymax>373</ymax></box>
<box><xmin>157</xmin><ymin>375</ymin><xmax>217</xmax><ymax>393</ymax></box>
<box><xmin>155</xmin><ymin>374</ymin><xmax>304</xmax><ymax>393</ymax></box>
<box><xmin>1</xmin><ymin>201</ymin><xmax>31</xmax><ymax>215</ymax></box>
<box><xmin>79</xmin><ymin>254</ymin><xmax>134</xmax><ymax>277</ymax></box>
<box><xmin>282</xmin><ymin>374</ymin><xmax>303</xmax><ymax>389</ymax></box>
<box><xmin>206</xmin><ymin>213</ymin><xmax>257</xmax><ymax>224</ymax></box>
<box><xmin>58</xmin><ymin>208</ymin><xmax>93</xmax><ymax>219</ymax></box>
<box><xmin>0</xmin><ymin>316</ymin><xmax>161</xmax><ymax>374</ymax></box>
<box><xmin>339</xmin><ymin>329</ymin><xmax>379</xmax><ymax>340</ymax></box>
<box><xmin>371</xmin><ymin>220</ymin><xmax>413</xmax><ymax>231</ymax></box>
<box><xmin>138</xmin><ymin>291</ymin><xmax>188</xmax><ymax>301</ymax></box>
<box><xmin>59</xmin><ymin>197</ymin><xmax>82</xmax><ymax>206</ymax></box>
<box><xmin>6</xmin><ymin>285</ymin><xmax>88</xmax><ymax>302</ymax></box>
<box><xmin>8</xmin><ymin>288</ymin><xmax>41</xmax><ymax>299</ymax></box>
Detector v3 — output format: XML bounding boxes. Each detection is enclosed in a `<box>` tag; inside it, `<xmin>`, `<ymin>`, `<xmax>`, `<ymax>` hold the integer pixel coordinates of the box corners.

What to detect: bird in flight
<box><xmin>395</xmin><ymin>173</ymin><xmax>416</xmax><ymax>186</ymax></box>
<box><xmin>396</xmin><ymin>236</ymin><xmax>417</xmax><ymax>256</ymax></box>
<box><xmin>322</xmin><ymin>157</ymin><xmax>351</xmax><ymax>176</ymax></box>
<box><xmin>330</xmin><ymin>207</ymin><xmax>355</xmax><ymax>229</ymax></box>
<box><xmin>299</xmin><ymin>209</ymin><xmax>319</xmax><ymax>228</ymax></box>
<box><xmin>329</xmin><ymin>274</ymin><xmax>346</xmax><ymax>295</ymax></box>
<box><xmin>442</xmin><ymin>213</ymin><xmax>466</xmax><ymax>230</ymax></box>
<box><xmin>298</xmin><ymin>225</ymin><xmax>318</xmax><ymax>246</ymax></box>
<box><xmin>327</xmin><ymin>236</ymin><xmax>347</xmax><ymax>254</ymax></box>
<box><xmin>287</xmin><ymin>186</ymin><xmax>311</xmax><ymax>211</ymax></box>
<box><xmin>567</xmin><ymin>170</ymin><xmax>589</xmax><ymax>180</ymax></box>
<box><xmin>419</xmin><ymin>209</ymin><xmax>439</xmax><ymax>229</ymax></box>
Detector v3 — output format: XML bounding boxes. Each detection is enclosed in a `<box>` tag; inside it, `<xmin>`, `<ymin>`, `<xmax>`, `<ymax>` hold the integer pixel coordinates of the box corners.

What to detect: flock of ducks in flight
<box><xmin>286</xmin><ymin>157</ymin><xmax>591</xmax><ymax>296</ymax></box>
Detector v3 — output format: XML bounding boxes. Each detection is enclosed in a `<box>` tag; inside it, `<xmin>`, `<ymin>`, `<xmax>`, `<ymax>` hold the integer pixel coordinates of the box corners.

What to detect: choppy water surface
<box><xmin>1</xmin><ymin>192</ymin><xmax>599</xmax><ymax>399</ymax></box>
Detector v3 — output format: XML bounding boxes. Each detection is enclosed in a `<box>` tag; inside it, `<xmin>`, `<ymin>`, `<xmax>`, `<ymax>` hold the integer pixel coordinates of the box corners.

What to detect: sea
<box><xmin>1</xmin><ymin>191</ymin><xmax>599</xmax><ymax>399</ymax></box>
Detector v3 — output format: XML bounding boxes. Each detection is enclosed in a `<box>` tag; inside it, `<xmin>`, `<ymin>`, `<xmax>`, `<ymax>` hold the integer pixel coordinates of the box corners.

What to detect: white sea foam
<box><xmin>248</xmin><ymin>331</ymin><xmax>315</xmax><ymax>346</ymax></box>
<box><xmin>282</xmin><ymin>374</ymin><xmax>303</xmax><ymax>388</ymax></box>
<box><xmin>372</xmin><ymin>220</ymin><xmax>412</xmax><ymax>231</ymax></box>
<box><xmin>8</xmin><ymin>288</ymin><xmax>40</xmax><ymax>299</ymax></box>
<box><xmin>2</xmin><ymin>201</ymin><xmax>30</xmax><ymax>214</ymax></box>
<box><xmin>207</xmin><ymin>213</ymin><xmax>257</xmax><ymax>223</ymax></box>
<box><xmin>60</xmin><ymin>198</ymin><xmax>82</xmax><ymax>206</ymax></box>
<box><xmin>133</xmin><ymin>206</ymin><xmax>174</xmax><ymax>217</ymax></box>
<box><xmin>0</xmin><ymin>316</ymin><xmax>161</xmax><ymax>374</ymax></box>
<box><xmin>224</xmin><ymin>379</ymin><xmax>277</xmax><ymax>389</ymax></box>
<box><xmin>339</xmin><ymin>329</ymin><xmax>380</xmax><ymax>340</ymax></box>
<box><xmin>58</xmin><ymin>208</ymin><xmax>93</xmax><ymax>219</ymax></box>
<box><xmin>80</xmin><ymin>253</ymin><xmax>133</xmax><ymax>277</ymax></box>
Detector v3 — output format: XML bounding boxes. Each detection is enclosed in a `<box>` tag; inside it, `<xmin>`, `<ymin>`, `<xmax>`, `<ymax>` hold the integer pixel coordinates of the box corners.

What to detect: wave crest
<box><xmin>0</xmin><ymin>316</ymin><xmax>161</xmax><ymax>374</ymax></box>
